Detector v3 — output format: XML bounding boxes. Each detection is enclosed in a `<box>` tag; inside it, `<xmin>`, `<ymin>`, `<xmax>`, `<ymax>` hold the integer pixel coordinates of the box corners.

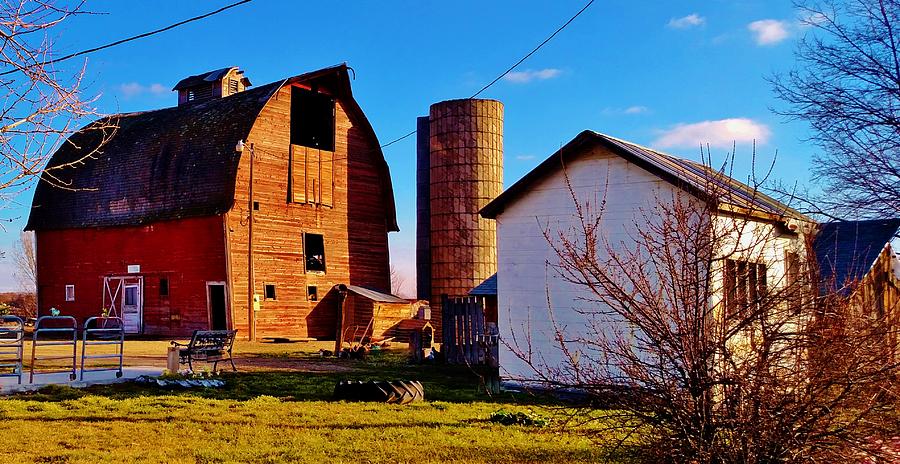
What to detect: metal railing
<box><xmin>80</xmin><ymin>316</ymin><xmax>124</xmax><ymax>380</ymax></box>
<box><xmin>0</xmin><ymin>315</ymin><xmax>24</xmax><ymax>384</ymax></box>
<box><xmin>30</xmin><ymin>316</ymin><xmax>78</xmax><ymax>383</ymax></box>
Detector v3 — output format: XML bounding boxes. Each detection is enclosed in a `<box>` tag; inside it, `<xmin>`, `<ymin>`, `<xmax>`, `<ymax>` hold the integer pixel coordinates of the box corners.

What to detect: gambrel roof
<box><xmin>480</xmin><ymin>130</ymin><xmax>810</xmax><ymax>224</ymax></box>
<box><xmin>26</xmin><ymin>64</ymin><xmax>398</xmax><ymax>232</ymax></box>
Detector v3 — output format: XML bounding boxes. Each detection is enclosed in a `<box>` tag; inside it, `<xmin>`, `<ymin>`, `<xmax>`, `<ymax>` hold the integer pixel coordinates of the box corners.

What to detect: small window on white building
<box><xmin>723</xmin><ymin>259</ymin><xmax>767</xmax><ymax>319</ymax></box>
<box><xmin>65</xmin><ymin>285</ymin><xmax>75</xmax><ymax>302</ymax></box>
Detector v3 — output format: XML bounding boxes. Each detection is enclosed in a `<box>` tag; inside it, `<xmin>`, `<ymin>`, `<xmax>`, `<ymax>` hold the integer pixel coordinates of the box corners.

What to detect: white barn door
<box><xmin>103</xmin><ymin>276</ymin><xmax>144</xmax><ymax>334</ymax></box>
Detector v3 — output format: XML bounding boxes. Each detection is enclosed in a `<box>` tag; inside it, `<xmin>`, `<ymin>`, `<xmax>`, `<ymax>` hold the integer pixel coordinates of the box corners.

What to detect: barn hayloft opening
<box><xmin>290</xmin><ymin>87</ymin><xmax>335</xmax><ymax>151</ymax></box>
<box><xmin>173</xmin><ymin>66</ymin><xmax>251</xmax><ymax>106</ymax></box>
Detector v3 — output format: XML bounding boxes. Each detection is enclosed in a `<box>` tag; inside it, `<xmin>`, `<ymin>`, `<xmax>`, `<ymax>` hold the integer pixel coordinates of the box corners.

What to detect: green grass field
<box><xmin>0</xmin><ymin>342</ymin><xmax>636</xmax><ymax>463</ymax></box>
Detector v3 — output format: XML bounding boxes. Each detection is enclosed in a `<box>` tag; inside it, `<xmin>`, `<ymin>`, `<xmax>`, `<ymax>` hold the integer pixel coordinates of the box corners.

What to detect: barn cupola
<box><xmin>172</xmin><ymin>67</ymin><xmax>252</xmax><ymax>106</ymax></box>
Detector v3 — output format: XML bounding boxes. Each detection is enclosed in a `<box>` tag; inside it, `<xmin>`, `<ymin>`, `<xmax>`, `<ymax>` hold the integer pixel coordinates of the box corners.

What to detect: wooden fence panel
<box><xmin>441</xmin><ymin>295</ymin><xmax>489</xmax><ymax>365</ymax></box>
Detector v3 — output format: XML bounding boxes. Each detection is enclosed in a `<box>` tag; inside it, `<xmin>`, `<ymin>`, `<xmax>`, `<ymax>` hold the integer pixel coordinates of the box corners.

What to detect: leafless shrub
<box><xmin>507</xmin><ymin>150</ymin><xmax>900</xmax><ymax>463</ymax></box>
<box><xmin>390</xmin><ymin>264</ymin><xmax>406</xmax><ymax>297</ymax></box>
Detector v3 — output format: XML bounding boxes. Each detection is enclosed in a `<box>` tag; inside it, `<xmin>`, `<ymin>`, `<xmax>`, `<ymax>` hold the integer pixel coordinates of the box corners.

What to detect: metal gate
<box><xmin>0</xmin><ymin>316</ymin><xmax>24</xmax><ymax>384</ymax></box>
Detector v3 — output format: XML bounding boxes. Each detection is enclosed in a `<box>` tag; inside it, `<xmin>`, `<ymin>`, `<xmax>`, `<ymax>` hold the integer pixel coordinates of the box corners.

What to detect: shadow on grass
<box><xmin>12</xmin><ymin>350</ymin><xmax>542</xmax><ymax>405</ymax></box>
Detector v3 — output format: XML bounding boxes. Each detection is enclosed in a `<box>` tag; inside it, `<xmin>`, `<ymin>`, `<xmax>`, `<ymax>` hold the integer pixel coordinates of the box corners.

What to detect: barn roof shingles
<box><xmin>27</xmin><ymin>64</ymin><xmax>398</xmax><ymax>232</ymax></box>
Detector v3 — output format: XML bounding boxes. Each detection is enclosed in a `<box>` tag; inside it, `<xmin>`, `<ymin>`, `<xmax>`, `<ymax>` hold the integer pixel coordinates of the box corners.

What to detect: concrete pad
<box><xmin>0</xmin><ymin>366</ymin><xmax>164</xmax><ymax>394</ymax></box>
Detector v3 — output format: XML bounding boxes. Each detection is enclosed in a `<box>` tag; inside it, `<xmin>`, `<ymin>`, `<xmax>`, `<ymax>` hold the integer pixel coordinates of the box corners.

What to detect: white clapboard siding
<box><xmin>495</xmin><ymin>144</ymin><xmax>808</xmax><ymax>382</ymax></box>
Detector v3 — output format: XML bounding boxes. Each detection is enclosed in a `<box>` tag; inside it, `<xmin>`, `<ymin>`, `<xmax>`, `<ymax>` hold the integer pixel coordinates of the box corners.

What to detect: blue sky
<box><xmin>0</xmin><ymin>1</ymin><xmax>820</xmax><ymax>294</ymax></box>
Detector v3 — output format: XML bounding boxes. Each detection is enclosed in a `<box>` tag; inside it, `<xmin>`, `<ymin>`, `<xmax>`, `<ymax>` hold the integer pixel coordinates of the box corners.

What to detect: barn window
<box><xmin>228</xmin><ymin>78</ymin><xmax>239</xmax><ymax>95</ymax></box>
<box><xmin>253</xmin><ymin>201</ymin><xmax>260</xmax><ymax>211</ymax></box>
<box><xmin>65</xmin><ymin>285</ymin><xmax>75</xmax><ymax>302</ymax></box>
<box><xmin>264</xmin><ymin>284</ymin><xmax>277</xmax><ymax>300</ymax></box>
<box><xmin>723</xmin><ymin>259</ymin><xmax>767</xmax><ymax>319</ymax></box>
<box><xmin>160</xmin><ymin>278</ymin><xmax>169</xmax><ymax>297</ymax></box>
<box><xmin>124</xmin><ymin>287</ymin><xmax>139</xmax><ymax>306</ymax></box>
<box><xmin>308</xmin><ymin>286</ymin><xmax>318</xmax><ymax>302</ymax></box>
<box><xmin>304</xmin><ymin>233</ymin><xmax>326</xmax><ymax>273</ymax></box>
<box><xmin>290</xmin><ymin>87</ymin><xmax>335</xmax><ymax>151</ymax></box>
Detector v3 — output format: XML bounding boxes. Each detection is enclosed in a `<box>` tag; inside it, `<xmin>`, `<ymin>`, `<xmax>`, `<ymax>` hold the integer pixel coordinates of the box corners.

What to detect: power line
<box><xmin>378</xmin><ymin>0</ymin><xmax>595</xmax><ymax>149</ymax></box>
<box><xmin>0</xmin><ymin>0</ymin><xmax>254</xmax><ymax>77</ymax></box>
<box><xmin>380</xmin><ymin>129</ymin><xmax>417</xmax><ymax>149</ymax></box>
<box><xmin>470</xmin><ymin>0</ymin><xmax>594</xmax><ymax>99</ymax></box>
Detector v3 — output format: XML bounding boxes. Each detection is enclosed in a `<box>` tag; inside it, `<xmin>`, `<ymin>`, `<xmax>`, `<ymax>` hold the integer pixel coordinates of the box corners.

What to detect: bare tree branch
<box><xmin>772</xmin><ymin>0</ymin><xmax>900</xmax><ymax>218</ymax></box>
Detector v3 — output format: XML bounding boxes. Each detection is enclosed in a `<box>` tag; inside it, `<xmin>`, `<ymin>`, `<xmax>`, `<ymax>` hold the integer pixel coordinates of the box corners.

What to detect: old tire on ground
<box><xmin>334</xmin><ymin>380</ymin><xmax>424</xmax><ymax>404</ymax></box>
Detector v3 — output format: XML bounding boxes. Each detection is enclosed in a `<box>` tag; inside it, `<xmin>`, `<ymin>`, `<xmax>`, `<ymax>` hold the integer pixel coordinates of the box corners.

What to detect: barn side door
<box><xmin>103</xmin><ymin>276</ymin><xmax>144</xmax><ymax>334</ymax></box>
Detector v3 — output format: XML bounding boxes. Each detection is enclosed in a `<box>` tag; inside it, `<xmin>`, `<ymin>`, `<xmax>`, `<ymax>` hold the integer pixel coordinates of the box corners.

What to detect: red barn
<box><xmin>26</xmin><ymin>64</ymin><xmax>398</xmax><ymax>339</ymax></box>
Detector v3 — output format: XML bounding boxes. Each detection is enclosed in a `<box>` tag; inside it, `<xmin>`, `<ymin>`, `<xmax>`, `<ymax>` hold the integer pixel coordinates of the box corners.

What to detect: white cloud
<box><xmin>503</xmin><ymin>68</ymin><xmax>562</xmax><ymax>84</ymax></box>
<box><xmin>748</xmin><ymin>19</ymin><xmax>791</xmax><ymax>45</ymax></box>
<box><xmin>515</xmin><ymin>154</ymin><xmax>536</xmax><ymax>161</ymax></box>
<box><xmin>668</xmin><ymin>14</ymin><xmax>706</xmax><ymax>29</ymax></box>
<box><xmin>653</xmin><ymin>118</ymin><xmax>771</xmax><ymax>149</ymax></box>
<box><xmin>602</xmin><ymin>105</ymin><xmax>650</xmax><ymax>116</ymax></box>
<box><xmin>624</xmin><ymin>105</ymin><xmax>649</xmax><ymax>115</ymax></box>
<box><xmin>119</xmin><ymin>82</ymin><xmax>169</xmax><ymax>99</ymax></box>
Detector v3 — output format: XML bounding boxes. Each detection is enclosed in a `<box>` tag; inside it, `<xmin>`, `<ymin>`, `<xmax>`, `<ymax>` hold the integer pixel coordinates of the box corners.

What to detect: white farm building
<box><xmin>479</xmin><ymin>131</ymin><xmax>815</xmax><ymax>382</ymax></box>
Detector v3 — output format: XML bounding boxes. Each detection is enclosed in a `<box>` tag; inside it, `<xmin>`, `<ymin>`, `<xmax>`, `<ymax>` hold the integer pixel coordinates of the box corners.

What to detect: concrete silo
<box><xmin>416</xmin><ymin>99</ymin><xmax>503</xmax><ymax>333</ymax></box>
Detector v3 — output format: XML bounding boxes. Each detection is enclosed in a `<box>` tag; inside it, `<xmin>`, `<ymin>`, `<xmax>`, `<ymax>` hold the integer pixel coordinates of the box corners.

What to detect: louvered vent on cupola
<box><xmin>172</xmin><ymin>66</ymin><xmax>252</xmax><ymax>106</ymax></box>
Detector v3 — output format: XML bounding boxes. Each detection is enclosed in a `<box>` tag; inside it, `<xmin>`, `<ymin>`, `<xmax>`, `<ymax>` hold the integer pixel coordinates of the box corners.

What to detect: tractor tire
<box><xmin>334</xmin><ymin>380</ymin><xmax>424</xmax><ymax>404</ymax></box>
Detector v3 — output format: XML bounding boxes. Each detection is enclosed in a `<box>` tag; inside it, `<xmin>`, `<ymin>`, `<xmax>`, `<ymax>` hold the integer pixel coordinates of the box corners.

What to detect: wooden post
<box><xmin>441</xmin><ymin>294</ymin><xmax>450</xmax><ymax>361</ymax></box>
<box><xmin>334</xmin><ymin>285</ymin><xmax>348</xmax><ymax>356</ymax></box>
<box><xmin>247</xmin><ymin>143</ymin><xmax>256</xmax><ymax>341</ymax></box>
<box><xmin>166</xmin><ymin>346</ymin><xmax>179</xmax><ymax>372</ymax></box>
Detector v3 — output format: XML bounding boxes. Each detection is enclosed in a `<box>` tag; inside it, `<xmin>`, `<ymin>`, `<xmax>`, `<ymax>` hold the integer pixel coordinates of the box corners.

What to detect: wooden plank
<box><xmin>474</xmin><ymin>297</ymin><xmax>485</xmax><ymax>364</ymax></box>
<box><xmin>456</xmin><ymin>298</ymin><xmax>472</xmax><ymax>363</ymax></box>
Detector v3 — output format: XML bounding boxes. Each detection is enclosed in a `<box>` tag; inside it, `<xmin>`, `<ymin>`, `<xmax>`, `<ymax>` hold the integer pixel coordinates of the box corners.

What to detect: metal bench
<box><xmin>171</xmin><ymin>330</ymin><xmax>237</xmax><ymax>373</ymax></box>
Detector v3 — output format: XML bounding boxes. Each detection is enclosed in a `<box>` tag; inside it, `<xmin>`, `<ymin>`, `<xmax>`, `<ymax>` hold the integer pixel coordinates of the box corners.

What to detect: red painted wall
<box><xmin>36</xmin><ymin>216</ymin><xmax>228</xmax><ymax>337</ymax></box>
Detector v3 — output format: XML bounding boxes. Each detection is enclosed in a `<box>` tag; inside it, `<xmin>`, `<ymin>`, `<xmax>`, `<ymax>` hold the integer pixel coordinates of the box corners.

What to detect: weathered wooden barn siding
<box><xmin>342</xmin><ymin>294</ymin><xmax>414</xmax><ymax>341</ymax></box>
<box><xmin>225</xmin><ymin>83</ymin><xmax>391</xmax><ymax>339</ymax></box>
<box><xmin>850</xmin><ymin>245</ymin><xmax>900</xmax><ymax>363</ymax></box>
<box><xmin>346</xmin><ymin>294</ymin><xmax>415</xmax><ymax>341</ymax></box>
<box><xmin>35</xmin><ymin>216</ymin><xmax>227</xmax><ymax>336</ymax></box>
